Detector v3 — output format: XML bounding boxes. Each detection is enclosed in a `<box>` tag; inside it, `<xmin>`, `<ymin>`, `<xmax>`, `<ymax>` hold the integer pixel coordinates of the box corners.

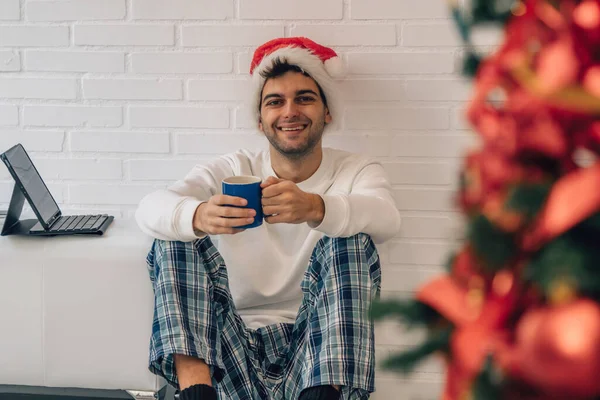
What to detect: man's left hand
<box><xmin>260</xmin><ymin>176</ymin><xmax>325</xmax><ymax>225</ymax></box>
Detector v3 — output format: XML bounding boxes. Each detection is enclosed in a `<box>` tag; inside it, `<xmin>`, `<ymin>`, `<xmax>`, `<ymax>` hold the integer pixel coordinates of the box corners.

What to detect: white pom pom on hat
<box><xmin>323</xmin><ymin>55</ymin><xmax>346</xmax><ymax>78</ymax></box>
<box><xmin>249</xmin><ymin>37</ymin><xmax>346</xmax><ymax>131</ymax></box>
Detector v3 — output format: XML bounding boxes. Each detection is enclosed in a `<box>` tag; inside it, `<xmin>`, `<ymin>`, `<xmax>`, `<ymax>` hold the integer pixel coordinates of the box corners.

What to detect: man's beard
<box><xmin>263</xmin><ymin>116</ymin><xmax>326</xmax><ymax>160</ymax></box>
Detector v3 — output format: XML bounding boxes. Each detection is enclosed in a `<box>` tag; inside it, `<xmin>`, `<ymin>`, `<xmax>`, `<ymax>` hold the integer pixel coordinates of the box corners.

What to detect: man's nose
<box><xmin>282</xmin><ymin>100</ymin><xmax>299</xmax><ymax>119</ymax></box>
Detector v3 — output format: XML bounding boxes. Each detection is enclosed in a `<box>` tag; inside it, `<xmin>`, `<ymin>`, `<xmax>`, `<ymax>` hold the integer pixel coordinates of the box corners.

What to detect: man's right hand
<box><xmin>193</xmin><ymin>195</ymin><xmax>256</xmax><ymax>235</ymax></box>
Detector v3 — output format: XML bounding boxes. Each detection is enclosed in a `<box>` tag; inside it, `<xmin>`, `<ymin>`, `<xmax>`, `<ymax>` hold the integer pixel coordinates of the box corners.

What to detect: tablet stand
<box><xmin>1</xmin><ymin>182</ymin><xmax>39</xmax><ymax>236</ymax></box>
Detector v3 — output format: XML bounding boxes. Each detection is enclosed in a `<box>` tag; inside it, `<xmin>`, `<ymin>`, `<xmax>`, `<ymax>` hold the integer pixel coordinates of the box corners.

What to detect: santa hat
<box><xmin>249</xmin><ymin>37</ymin><xmax>346</xmax><ymax>131</ymax></box>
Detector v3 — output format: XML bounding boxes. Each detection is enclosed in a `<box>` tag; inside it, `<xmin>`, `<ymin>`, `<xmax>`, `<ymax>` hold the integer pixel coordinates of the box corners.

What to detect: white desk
<box><xmin>0</xmin><ymin>219</ymin><xmax>165</xmax><ymax>398</ymax></box>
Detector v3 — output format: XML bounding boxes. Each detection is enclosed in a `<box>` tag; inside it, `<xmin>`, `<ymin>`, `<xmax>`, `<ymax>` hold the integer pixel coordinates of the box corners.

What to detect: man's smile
<box><xmin>277</xmin><ymin>124</ymin><xmax>308</xmax><ymax>132</ymax></box>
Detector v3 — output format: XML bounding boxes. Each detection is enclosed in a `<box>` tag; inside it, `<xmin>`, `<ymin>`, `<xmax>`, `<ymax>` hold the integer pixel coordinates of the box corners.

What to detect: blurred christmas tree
<box><xmin>372</xmin><ymin>0</ymin><xmax>600</xmax><ymax>399</ymax></box>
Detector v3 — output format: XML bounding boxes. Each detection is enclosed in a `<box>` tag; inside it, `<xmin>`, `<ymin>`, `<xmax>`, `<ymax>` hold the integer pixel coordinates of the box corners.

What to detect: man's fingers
<box><xmin>212</xmin><ymin>194</ymin><xmax>247</xmax><ymax>207</ymax></box>
<box><xmin>215</xmin><ymin>216</ymin><xmax>255</xmax><ymax>228</ymax></box>
<box><xmin>262</xmin><ymin>205</ymin><xmax>281</xmax><ymax>216</ymax></box>
<box><xmin>260</xmin><ymin>176</ymin><xmax>282</xmax><ymax>188</ymax></box>
<box><xmin>222</xmin><ymin>227</ymin><xmax>246</xmax><ymax>234</ymax></box>
<box><xmin>206</xmin><ymin>205</ymin><xmax>252</xmax><ymax>219</ymax></box>
<box><xmin>215</xmin><ymin>205</ymin><xmax>255</xmax><ymax>218</ymax></box>
<box><xmin>261</xmin><ymin>194</ymin><xmax>286</xmax><ymax>207</ymax></box>
<box><xmin>261</xmin><ymin>182</ymin><xmax>289</xmax><ymax>198</ymax></box>
<box><xmin>213</xmin><ymin>227</ymin><xmax>245</xmax><ymax>235</ymax></box>
<box><xmin>265</xmin><ymin>214</ymin><xmax>286</xmax><ymax>224</ymax></box>
<box><xmin>207</xmin><ymin>218</ymin><xmax>246</xmax><ymax>235</ymax></box>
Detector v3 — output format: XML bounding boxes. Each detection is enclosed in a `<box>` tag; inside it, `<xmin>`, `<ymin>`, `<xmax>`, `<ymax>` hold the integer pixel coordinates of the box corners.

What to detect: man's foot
<box><xmin>176</xmin><ymin>384</ymin><xmax>217</xmax><ymax>400</ymax></box>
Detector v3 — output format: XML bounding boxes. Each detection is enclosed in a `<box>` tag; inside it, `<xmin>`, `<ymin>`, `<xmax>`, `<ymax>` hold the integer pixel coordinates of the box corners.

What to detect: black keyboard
<box><xmin>46</xmin><ymin>214</ymin><xmax>109</xmax><ymax>233</ymax></box>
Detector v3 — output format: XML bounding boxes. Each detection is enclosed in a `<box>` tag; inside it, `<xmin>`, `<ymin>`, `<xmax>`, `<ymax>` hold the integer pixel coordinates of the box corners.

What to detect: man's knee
<box><xmin>146</xmin><ymin>239</ymin><xmax>199</xmax><ymax>280</ymax></box>
<box><xmin>314</xmin><ymin>233</ymin><xmax>379</xmax><ymax>266</ymax></box>
<box><xmin>152</xmin><ymin>238</ymin><xmax>196</xmax><ymax>255</ymax></box>
<box><xmin>150</xmin><ymin>238</ymin><xmax>203</xmax><ymax>263</ymax></box>
<box><xmin>308</xmin><ymin>233</ymin><xmax>381</xmax><ymax>287</ymax></box>
<box><xmin>319</xmin><ymin>233</ymin><xmax>376</xmax><ymax>251</ymax></box>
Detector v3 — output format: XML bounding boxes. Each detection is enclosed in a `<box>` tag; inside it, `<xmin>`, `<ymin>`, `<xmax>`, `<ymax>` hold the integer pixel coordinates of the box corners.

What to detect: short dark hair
<box><xmin>258</xmin><ymin>58</ymin><xmax>328</xmax><ymax>111</ymax></box>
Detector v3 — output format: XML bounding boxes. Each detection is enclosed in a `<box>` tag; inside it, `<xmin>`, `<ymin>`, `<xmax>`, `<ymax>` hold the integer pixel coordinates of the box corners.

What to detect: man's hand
<box><xmin>193</xmin><ymin>195</ymin><xmax>256</xmax><ymax>235</ymax></box>
<box><xmin>260</xmin><ymin>176</ymin><xmax>325</xmax><ymax>225</ymax></box>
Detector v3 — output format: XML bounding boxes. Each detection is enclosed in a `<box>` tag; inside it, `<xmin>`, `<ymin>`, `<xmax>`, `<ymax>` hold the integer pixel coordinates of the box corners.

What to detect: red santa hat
<box><xmin>249</xmin><ymin>37</ymin><xmax>346</xmax><ymax>131</ymax></box>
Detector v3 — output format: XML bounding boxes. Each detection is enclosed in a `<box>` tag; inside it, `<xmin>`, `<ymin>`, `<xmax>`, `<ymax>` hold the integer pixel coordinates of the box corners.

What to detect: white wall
<box><xmin>0</xmin><ymin>0</ymin><xmax>489</xmax><ymax>398</ymax></box>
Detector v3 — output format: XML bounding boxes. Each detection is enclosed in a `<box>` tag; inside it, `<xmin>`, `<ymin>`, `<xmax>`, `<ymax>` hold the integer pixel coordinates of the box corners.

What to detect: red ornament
<box><xmin>535</xmin><ymin>38</ymin><xmax>579</xmax><ymax>95</ymax></box>
<box><xmin>416</xmin><ymin>272</ymin><xmax>521</xmax><ymax>400</ymax></box>
<box><xmin>574</xmin><ymin>0</ymin><xmax>600</xmax><ymax>30</ymax></box>
<box><xmin>504</xmin><ymin>299</ymin><xmax>600</xmax><ymax>398</ymax></box>
<box><xmin>582</xmin><ymin>65</ymin><xmax>600</xmax><ymax>98</ymax></box>
<box><xmin>522</xmin><ymin>161</ymin><xmax>600</xmax><ymax>251</ymax></box>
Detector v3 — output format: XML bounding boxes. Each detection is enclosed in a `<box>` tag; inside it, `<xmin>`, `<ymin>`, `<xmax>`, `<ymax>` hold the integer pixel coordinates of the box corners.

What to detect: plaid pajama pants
<box><xmin>146</xmin><ymin>234</ymin><xmax>381</xmax><ymax>400</ymax></box>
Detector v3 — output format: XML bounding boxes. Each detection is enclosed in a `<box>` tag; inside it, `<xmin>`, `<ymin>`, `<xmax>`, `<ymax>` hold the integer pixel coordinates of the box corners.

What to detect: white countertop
<box><xmin>0</xmin><ymin>218</ymin><xmax>153</xmax><ymax>254</ymax></box>
<box><xmin>0</xmin><ymin>217</ymin><xmax>162</xmax><ymax>392</ymax></box>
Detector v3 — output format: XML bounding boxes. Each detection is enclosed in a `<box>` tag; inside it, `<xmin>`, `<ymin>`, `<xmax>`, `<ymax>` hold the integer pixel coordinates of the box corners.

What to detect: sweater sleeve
<box><xmin>310</xmin><ymin>162</ymin><xmax>401</xmax><ymax>244</ymax></box>
<box><xmin>135</xmin><ymin>156</ymin><xmax>235</xmax><ymax>242</ymax></box>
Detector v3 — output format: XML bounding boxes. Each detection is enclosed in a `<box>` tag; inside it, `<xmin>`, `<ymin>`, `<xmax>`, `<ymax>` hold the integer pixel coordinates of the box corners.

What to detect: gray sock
<box><xmin>178</xmin><ymin>383</ymin><xmax>217</xmax><ymax>400</ymax></box>
<box><xmin>298</xmin><ymin>385</ymin><xmax>340</xmax><ymax>400</ymax></box>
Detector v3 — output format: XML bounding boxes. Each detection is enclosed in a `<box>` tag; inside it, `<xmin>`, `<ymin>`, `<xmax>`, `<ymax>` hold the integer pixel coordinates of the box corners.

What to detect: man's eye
<box><xmin>266</xmin><ymin>100</ymin><xmax>282</xmax><ymax>106</ymax></box>
<box><xmin>298</xmin><ymin>97</ymin><xmax>315</xmax><ymax>102</ymax></box>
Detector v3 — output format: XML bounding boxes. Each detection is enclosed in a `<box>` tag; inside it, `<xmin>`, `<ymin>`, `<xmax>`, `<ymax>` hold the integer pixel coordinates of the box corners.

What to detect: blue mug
<box><xmin>222</xmin><ymin>175</ymin><xmax>263</xmax><ymax>229</ymax></box>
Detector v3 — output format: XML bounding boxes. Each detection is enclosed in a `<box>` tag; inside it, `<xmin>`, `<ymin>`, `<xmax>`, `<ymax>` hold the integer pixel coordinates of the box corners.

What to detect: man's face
<box><xmin>259</xmin><ymin>71</ymin><xmax>332</xmax><ymax>159</ymax></box>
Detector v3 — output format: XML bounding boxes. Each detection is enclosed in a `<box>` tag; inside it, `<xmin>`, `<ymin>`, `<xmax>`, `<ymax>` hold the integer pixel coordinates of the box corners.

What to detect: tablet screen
<box><xmin>2</xmin><ymin>144</ymin><xmax>60</xmax><ymax>225</ymax></box>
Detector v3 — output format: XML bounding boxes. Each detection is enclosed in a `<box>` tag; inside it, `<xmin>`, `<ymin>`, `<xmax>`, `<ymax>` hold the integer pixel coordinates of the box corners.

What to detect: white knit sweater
<box><xmin>136</xmin><ymin>147</ymin><xmax>401</xmax><ymax>329</ymax></box>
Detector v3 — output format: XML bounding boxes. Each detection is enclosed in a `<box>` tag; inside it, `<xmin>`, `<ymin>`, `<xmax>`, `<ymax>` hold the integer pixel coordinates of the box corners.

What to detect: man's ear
<box><xmin>258</xmin><ymin>116</ymin><xmax>263</xmax><ymax>132</ymax></box>
<box><xmin>325</xmin><ymin>107</ymin><xmax>332</xmax><ymax>125</ymax></box>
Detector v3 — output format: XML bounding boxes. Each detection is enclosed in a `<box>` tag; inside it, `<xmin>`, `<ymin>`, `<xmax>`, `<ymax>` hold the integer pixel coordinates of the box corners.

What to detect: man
<box><xmin>136</xmin><ymin>37</ymin><xmax>401</xmax><ymax>400</ymax></box>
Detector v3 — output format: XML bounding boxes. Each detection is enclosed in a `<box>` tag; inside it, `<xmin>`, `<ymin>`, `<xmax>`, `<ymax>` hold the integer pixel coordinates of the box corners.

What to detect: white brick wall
<box><xmin>129</xmin><ymin>106</ymin><xmax>229</xmax><ymax>128</ymax></box>
<box><xmin>74</xmin><ymin>25</ymin><xmax>175</xmax><ymax>46</ymax></box>
<box><xmin>131</xmin><ymin>52</ymin><xmax>233</xmax><ymax>74</ymax></box>
<box><xmin>0</xmin><ymin>1</ymin><xmax>490</xmax><ymax>398</ymax></box>
<box><xmin>0</xmin><ymin>105</ymin><xmax>18</xmax><ymax>126</ymax></box>
<box><xmin>82</xmin><ymin>78</ymin><xmax>183</xmax><ymax>100</ymax></box>
<box><xmin>25</xmin><ymin>51</ymin><xmax>125</xmax><ymax>73</ymax></box>
<box><xmin>347</xmin><ymin>52</ymin><xmax>455</xmax><ymax>74</ymax></box>
<box><xmin>0</xmin><ymin>129</ymin><xmax>64</xmax><ymax>151</ymax></box>
<box><xmin>26</xmin><ymin>0</ymin><xmax>126</xmax><ymax>22</ymax></box>
<box><xmin>0</xmin><ymin>0</ymin><xmax>20</xmax><ymax>20</ymax></box>
<box><xmin>69</xmin><ymin>131</ymin><xmax>170</xmax><ymax>153</ymax></box>
<box><xmin>131</xmin><ymin>0</ymin><xmax>233</xmax><ymax>20</ymax></box>
<box><xmin>352</xmin><ymin>0</ymin><xmax>448</xmax><ymax>19</ymax></box>
<box><xmin>239</xmin><ymin>0</ymin><xmax>343</xmax><ymax>20</ymax></box>
<box><xmin>290</xmin><ymin>24</ymin><xmax>397</xmax><ymax>46</ymax></box>
<box><xmin>0</xmin><ymin>26</ymin><xmax>70</xmax><ymax>46</ymax></box>
<box><xmin>0</xmin><ymin>50</ymin><xmax>19</xmax><ymax>71</ymax></box>
<box><xmin>0</xmin><ymin>78</ymin><xmax>77</xmax><ymax>99</ymax></box>
<box><xmin>23</xmin><ymin>105</ymin><xmax>123</xmax><ymax>127</ymax></box>
<box><xmin>182</xmin><ymin>25</ymin><xmax>284</xmax><ymax>47</ymax></box>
